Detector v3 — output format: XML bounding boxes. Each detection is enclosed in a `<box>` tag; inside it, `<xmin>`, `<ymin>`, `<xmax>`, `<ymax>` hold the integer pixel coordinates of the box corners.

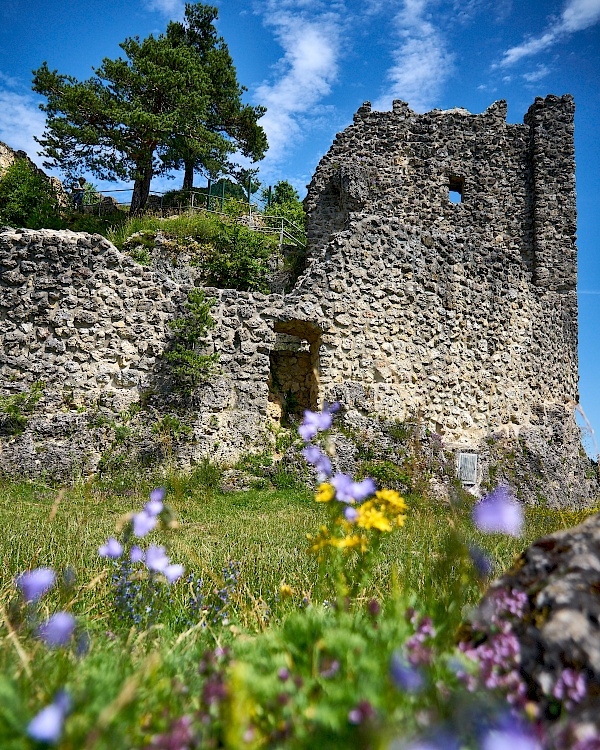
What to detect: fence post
<box><xmin>206</xmin><ymin>179</ymin><xmax>212</xmax><ymax>210</ymax></box>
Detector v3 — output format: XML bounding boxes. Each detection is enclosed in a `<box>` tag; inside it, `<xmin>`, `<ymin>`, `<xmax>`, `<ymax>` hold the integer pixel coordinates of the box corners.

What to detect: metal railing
<box><xmin>79</xmin><ymin>186</ymin><xmax>306</xmax><ymax>249</ymax></box>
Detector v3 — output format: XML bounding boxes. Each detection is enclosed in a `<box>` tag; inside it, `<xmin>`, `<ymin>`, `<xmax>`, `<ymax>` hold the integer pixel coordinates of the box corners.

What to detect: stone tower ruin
<box><xmin>305</xmin><ymin>94</ymin><xmax>578</xmax><ymax>449</ymax></box>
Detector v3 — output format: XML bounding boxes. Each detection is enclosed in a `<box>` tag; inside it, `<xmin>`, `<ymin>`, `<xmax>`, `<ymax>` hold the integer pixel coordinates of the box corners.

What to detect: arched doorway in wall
<box><xmin>268</xmin><ymin>319</ymin><xmax>321</xmax><ymax>425</ymax></box>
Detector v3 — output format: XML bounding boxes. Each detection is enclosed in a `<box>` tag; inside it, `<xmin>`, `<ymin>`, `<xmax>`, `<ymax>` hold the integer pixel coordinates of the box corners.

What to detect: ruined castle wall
<box><xmin>301</xmin><ymin>95</ymin><xmax>578</xmax><ymax>448</ymax></box>
<box><xmin>0</xmin><ymin>95</ymin><xmax>590</xmax><ymax>502</ymax></box>
<box><xmin>0</xmin><ymin>228</ymin><xmax>324</xmax><ymax>471</ymax></box>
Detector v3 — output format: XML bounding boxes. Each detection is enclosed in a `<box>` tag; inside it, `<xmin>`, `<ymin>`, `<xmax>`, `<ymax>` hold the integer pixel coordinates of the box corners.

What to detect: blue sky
<box><xmin>0</xmin><ymin>0</ymin><xmax>599</xmax><ymax>452</ymax></box>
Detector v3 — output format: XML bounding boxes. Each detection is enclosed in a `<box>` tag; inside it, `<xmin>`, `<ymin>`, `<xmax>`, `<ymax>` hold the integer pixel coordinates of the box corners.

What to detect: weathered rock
<box><xmin>462</xmin><ymin>512</ymin><xmax>600</xmax><ymax>744</ymax></box>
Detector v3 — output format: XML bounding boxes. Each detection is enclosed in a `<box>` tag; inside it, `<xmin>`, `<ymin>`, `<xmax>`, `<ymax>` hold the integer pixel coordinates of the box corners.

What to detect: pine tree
<box><xmin>163</xmin><ymin>4</ymin><xmax>267</xmax><ymax>190</ymax></box>
<box><xmin>32</xmin><ymin>4</ymin><xmax>266</xmax><ymax>213</ymax></box>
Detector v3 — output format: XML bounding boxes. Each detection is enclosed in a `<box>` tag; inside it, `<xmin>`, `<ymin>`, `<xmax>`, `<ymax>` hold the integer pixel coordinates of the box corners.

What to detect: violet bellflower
<box><xmin>302</xmin><ymin>445</ymin><xmax>332</xmax><ymax>477</ymax></box>
<box><xmin>27</xmin><ymin>691</ymin><xmax>70</xmax><ymax>744</ymax></box>
<box><xmin>299</xmin><ymin>409</ymin><xmax>333</xmax><ymax>442</ymax></box>
<box><xmin>98</xmin><ymin>537</ymin><xmax>123</xmax><ymax>558</ymax></box>
<box><xmin>145</xmin><ymin>544</ymin><xmax>169</xmax><ymax>573</ymax></box>
<box><xmin>130</xmin><ymin>544</ymin><xmax>144</xmax><ymax>563</ymax></box>
<box><xmin>481</xmin><ymin>725</ymin><xmax>541</xmax><ymax>750</ymax></box>
<box><xmin>132</xmin><ymin>509</ymin><xmax>157</xmax><ymax>537</ymax></box>
<box><xmin>164</xmin><ymin>563</ymin><xmax>185</xmax><ymax>584</ymax></box>
<box><xmin>331</xmin><ymin>473</ymin><xmax>376</xmax><ymax>503</ymax></box>
<box><xmin>16</xmin><ymin>567</ymin><xmax>56</xmax><ymax>603</ymax></box>
<box><xmin>38</xmin><ymin>612</ymin><xmax>76</xmax><ymax>648</ymax></box>
<box><xmin>145</xmin><ymin>487</ymin><xmax>165</xmax><ymax>517</ymax></box>
<box><xmin>472</xmin><ymin>486</ymin><xmax>524</xmax><ymax>537</ymax></box>
<box><xmin>344</xmin><ymin>506</ymin><xmax>359</xmax><ymax>522</ymax></box>
<box><xmin>390</xmin><ymin>652</ymin><xmax>424</xmax><ymax>692</ymax></box>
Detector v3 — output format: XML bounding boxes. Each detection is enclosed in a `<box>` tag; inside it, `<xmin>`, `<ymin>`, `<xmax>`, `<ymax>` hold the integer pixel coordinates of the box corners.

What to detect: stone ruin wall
<box><xmin>303</xmin><ymin>95</ymin><xmax>578</xmax><ymax>446</ymax></box>
<box><xmin>0</xmin><ymin>94</ymin><xmax>593</xmax><ymax>503</ymax></box>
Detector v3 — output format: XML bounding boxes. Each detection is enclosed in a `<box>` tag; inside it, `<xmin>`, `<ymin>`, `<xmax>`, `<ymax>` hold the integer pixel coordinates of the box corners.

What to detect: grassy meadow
<box><xmin>0</xmin><ymin>466</ymin><xmax>595</xmax><ymax>749</ymax></box>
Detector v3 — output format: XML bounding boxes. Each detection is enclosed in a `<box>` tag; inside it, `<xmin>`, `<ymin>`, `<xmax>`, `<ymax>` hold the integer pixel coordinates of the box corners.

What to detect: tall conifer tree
<box><xmin>32</xmin><ymin>3</ymin><xmax>266</xmax><ymax>212</ymax></box>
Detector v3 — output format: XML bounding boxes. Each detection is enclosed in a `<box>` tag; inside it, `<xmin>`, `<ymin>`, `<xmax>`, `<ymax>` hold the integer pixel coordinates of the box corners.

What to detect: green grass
<box><xmin>0</xmin><ymin>470</ymin><xmax>596</xmax><ymax>749</ymax></box>
<box><xmin>0</xmin><ymin>473</ymin><xmax>592</xmax><ymax>627</ymax></box>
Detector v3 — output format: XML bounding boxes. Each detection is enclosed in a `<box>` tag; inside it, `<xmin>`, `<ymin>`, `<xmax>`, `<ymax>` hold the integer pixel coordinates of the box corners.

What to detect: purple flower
<box><xmin>16</xmin><ymin>568</ymin><xmax>56</xmax><ymax>603</ymax></box>
<box><xmin>132</xmin><ymin>509</ymin><xmax>157</xmax><ymax>537</ymax></box>
<box><xmin>553</xmin><ymin>668</ymin><xmax>587</xmax><ymax>708</ymax></box>
<box><xmin>344</xmin><ymin>506</ymin><xmax>359</xmax><ymax>522</ymax></box>
<box><xmin>298</xmin><ymin>410</ymin><xmax>332</xmax><ymax>441</ymax></box>
<box><xmin>130</xmin><ymin>545</ymin><xmax>144</xmax><ymax>563</ymax></box>
<box><xmin>302</xmin><ymin>445</ymin><xmax>332</xmax><ymax>477</ymax></box>
<box><xmin>145</xmin><ymin>487</ymin><xmax>165</xmax><ymax>516</ymax></box>
<box><xmin>390</xmin><ymin>652</ymin><xmax>424</xmax><ymax>692</ymax></box>
<box><xmin>27</xmin><ymin>692</ymin><xmax>70</xmax><ymax>744</ymax></box>
<box><xmin>347</xmin><ymin>700</ymin><xmax>375</xmax><ymax>725</ymax></box>
<box><xmin>331</xmin><ymin>473</ymin><xmax>376</xmax><ymax>503</ymax></box>
<box><xmin>472</xmin><ymin>486</ymin><xmax>524</xmax><ymax>537</ymax></box>
<box><xmin>145</xmin><ymin>544</ymin><xmax>169</xmax><ymax>572</ymax></box>
<box><xmin>164</xmin><ymin>563</ymin><xmax>185</xmax><ymax>583</ymax></box>
<box><xmin>468</xmin><ymin>544</ymin><xmax>494</xmax><ymax>577</ymax></box>
<box><xmin>38</xmin><ymin>612</ymin><xmax>76</xmax><ymax>648</ymax></box>
<box><xmin>403</xmin><ymin>731</ymin><xmax>461</xmax><ymax>750</ymax></box>
<box><xmin>481</xmin><ymin>726</ymin><xmax>541</xmax><ymax>750</ymax></box>
<box><xmin>98</xmin><ymin>537</ymin><xmax>123</xmax><ymax>558</ymax></box>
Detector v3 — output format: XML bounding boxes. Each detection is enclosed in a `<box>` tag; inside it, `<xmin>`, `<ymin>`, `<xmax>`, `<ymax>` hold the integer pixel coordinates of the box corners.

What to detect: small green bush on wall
<box><xmin>163</xmin><ymin>289</ymin><xmax>219</xmax><ymax>395</ymax></box>
<box><xmin>0</xmin><ymin>159</ymin><xmax>62</xmax><ymax>229</ymax></box>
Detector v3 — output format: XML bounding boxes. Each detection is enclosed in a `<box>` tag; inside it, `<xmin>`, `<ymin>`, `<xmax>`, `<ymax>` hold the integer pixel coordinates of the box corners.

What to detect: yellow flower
<box><xmin>279</xmin><ymin>583</ymin><xmax>293</xmax><ymax>598</ymax></box>
<box><xmin>356</xmin><ymin>503</ymin><xmax>393</xmax><ymax>532</ymax></box>
<box><xmin>375</xmin><ymin>489</ymin><xmax>407</xmax><ymax>512</ymax></box>
<box><xmin>315</xmin><ymin>483</ymin><xmax>335</xmax><ymax>503</ymax></box>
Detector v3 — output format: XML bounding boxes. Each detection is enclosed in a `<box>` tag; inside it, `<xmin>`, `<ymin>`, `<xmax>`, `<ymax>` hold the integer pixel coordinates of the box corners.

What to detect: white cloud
<box><xmin>252</xmin><ymin>2</ymin><xmax>344</xmax><ymax>176</ymax></box>
<box><xmin>144</xmin><ymin>0</ymin><xmax>184</xmax><ymax>20</ymax></box>
<box><xmin>522</xmin><ymin>63</ymin><xmax>551</xmax><ymax>82</ymax></box>
<box><xmin>372</xmin><ymin>0</ymin><xmax>454</xmax><ymax>113</ymax></box>
<box><xmin>498</xmin><ymin>0</ymin><xmax>600</xmax><ymax>67</ymax></box>
<box><xmin>0</xmin><ymin>82</ymin><xmax>47</xmax><ymax>166</ymax></box>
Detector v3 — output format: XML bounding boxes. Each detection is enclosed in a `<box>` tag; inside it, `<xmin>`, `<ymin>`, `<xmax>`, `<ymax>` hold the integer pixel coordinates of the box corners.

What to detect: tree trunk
<box><xmin>130</xmin><ymin>164</ymin><xmax>153</xmax><ymax>215</ymax></box>
<box><xmin>182</xmin><ymin>160</ymin><xmax>194</xmax><ymax>191</ymax></box>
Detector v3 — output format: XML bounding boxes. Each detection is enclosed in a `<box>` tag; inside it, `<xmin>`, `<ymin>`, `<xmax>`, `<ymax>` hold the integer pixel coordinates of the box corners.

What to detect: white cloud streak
<box><xmin>372</xmin><ymin>0</ymin><xmax>454</xmax><ymax>113</ymax></box>
<box><xmin>522</xmin><ymin>63</ymin><xmax>551</xmax><ymax>82</ymax></box>
<box><xmin>0</xmin><ymin>81</ymin><xmax>47</xmax><ymax>166</ymax></box>
<box><xmin>498</xmin><ymin>0</ymin><xmax>600</xmax><ymax>67</ymax></box>
<box><xmin>144</xmin><ymin>0</ymin><xmax>184</xmax><ymax>21</ymax></box>
<box><xmin>252</xmin><ymin>1</ymin><xmax>344</xmax><ymax>175</ymax></box>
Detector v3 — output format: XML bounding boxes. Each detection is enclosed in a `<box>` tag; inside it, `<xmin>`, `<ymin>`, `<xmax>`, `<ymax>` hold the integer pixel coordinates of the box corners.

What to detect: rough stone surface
<box><xmin>0</xmin><ymin>95</ymin><xmax>596</xmax><ymax>503</ymax></box>
<box><xmin>463</xmin><ymin>511</ymin><xmax>600</xmax><ymax>743</ymax></box>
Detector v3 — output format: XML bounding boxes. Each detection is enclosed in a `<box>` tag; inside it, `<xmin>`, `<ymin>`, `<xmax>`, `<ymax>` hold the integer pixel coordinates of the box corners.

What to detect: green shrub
<box><xmin>107</xmin><ymin>211</ymin><xmax>278</xmax><ymax>292</ymax></box>
<box><xmin>163</xmin><ymin>289</ymin><xmax>219</xmax><ymax>395</ymax></box>
<box><xmin>356</xmin><ymin>460</ymin><xmax>412</xmax><ymax>489</ymax></box>
<box><xmin>0</xmin><ymin>159</ymin><xmax>62</xmax><ymax>228</ymax></box>
<box><xmin>203</xmin><ymin>222</ymin><xmax>275</xmax><ymax>292</ymax></box>
<box><xmin>190</xmin><ymin>458</ymin><xmax>223</xmax><ymax>492</ymax></box>
<box><xmin>0</xmin><ymin>381</ymin><xmax>45</xmax><ymax>435</ymax></box>
<box><xmin>263</xmin><ymin>198</ymin><xmax>306</xmax><ymax>233</ymax></box>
